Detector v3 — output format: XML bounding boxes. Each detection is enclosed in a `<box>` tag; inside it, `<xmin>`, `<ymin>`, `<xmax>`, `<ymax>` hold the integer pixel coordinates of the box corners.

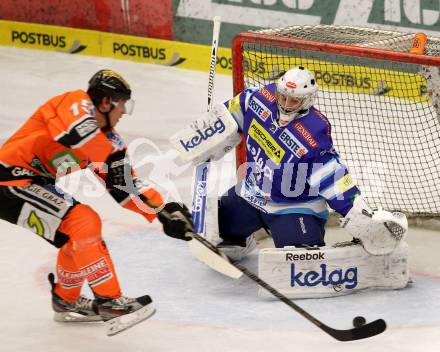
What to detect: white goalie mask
<box><xmin>276</xmin><ymin>67</ymin><xmax>319</xmax><ymax>126</ymax></box>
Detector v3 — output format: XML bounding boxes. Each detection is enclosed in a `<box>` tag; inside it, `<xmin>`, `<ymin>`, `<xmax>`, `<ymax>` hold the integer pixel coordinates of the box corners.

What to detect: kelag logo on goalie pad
<box><xmin>291</xmin><ymin>263</ymin><xmax>358</xmax><ymax>289</ymax></box>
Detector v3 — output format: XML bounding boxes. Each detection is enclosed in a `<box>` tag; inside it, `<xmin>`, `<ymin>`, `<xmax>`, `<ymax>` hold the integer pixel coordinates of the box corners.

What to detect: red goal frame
<box><xmin>231</xmin><ymin>31</ymin><xmax>440</xmax><ymax>169</ymax></box>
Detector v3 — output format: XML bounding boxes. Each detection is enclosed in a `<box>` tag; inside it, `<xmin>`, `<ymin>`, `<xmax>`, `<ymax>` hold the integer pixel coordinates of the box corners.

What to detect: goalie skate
<box><xmin>96</xmin><ymin>295</ymin><xmax>156</xmax><ymax>336</ymax></box>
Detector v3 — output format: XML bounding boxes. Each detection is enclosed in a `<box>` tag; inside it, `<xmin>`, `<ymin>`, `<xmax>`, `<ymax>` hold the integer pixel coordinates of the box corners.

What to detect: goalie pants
<box><xmin>0</xmin><ymin>184</ymin><xmax>121</xmax><ymax>302</ymax></box>
<box><xmin>219</xmin><ymin>186</ymin><xmax>326</xmax><ymax>248</ymax></box>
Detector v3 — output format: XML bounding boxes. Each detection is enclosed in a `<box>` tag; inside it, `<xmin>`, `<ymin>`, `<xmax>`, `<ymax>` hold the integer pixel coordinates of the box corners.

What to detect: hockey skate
<box><xmin>48</xmin><ymin>273</ymin><xmax>102</xmax><ymax>323</ymax></box>
<box><xmin>96</xmin><ymin>294</ymin><xmax>156</xmax><ymax>336</ymax></box>
<box><xmin>217</xmin><ymin>234</ymin><xmax>257</xmax><ymax>262</ymax></box>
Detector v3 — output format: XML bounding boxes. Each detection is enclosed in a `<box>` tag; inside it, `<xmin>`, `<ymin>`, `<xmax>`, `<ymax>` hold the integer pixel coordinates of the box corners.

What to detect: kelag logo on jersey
<box><xmin>279</xmin><ymin>128</ymin><xmax>308</xmax><ymax>158</ymax></box>
<box><xmin>291</xmin><ymin>263</ymin><xmax>358</xmax><ymax>289</ymax></box>
<box><xmin>179</xmin><ymin>118</ymin><xmax>226</xmax><ymax>152</ymax></box>
<box><xmin>249</xmin><ymin>96</ymin><xmax>271</xmax><ymax>122</ymax></box>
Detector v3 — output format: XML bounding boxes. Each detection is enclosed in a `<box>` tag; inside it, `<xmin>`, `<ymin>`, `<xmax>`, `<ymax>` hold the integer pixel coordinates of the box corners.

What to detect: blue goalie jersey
<box><xmin>224</xmin><ymin>83</ymin><xmax>360</xmax><ymax>219</ymax></box>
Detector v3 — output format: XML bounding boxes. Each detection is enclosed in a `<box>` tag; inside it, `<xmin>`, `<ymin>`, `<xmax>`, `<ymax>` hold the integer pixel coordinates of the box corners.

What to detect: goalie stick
<box><xmin>191</xmin><ymin>16</ymin><xmax>221</xmax><ymax>238</ymax></box>
<box><xmin>186</xmin><ymin>16</ymin><xmax>242</xmax><ymax>279</ymax></box>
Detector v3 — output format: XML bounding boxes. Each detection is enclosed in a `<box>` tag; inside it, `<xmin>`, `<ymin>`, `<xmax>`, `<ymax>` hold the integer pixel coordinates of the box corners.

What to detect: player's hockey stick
<box><xmin>139</xmin><ymin>196</ymin><xmax>242</xmax><ymax>279</ymax></box>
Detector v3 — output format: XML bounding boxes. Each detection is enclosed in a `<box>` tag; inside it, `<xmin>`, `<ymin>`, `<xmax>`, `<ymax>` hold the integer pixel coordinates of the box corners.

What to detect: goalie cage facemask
<box><xmin>276</xmin><ymin>66</ymin><xmax>318</xmax><ymax>126</ymax></box>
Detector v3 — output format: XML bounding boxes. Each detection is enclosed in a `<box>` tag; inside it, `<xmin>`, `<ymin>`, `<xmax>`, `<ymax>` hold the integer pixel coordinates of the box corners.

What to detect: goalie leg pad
<box><xmin>258</xmin><ymin>241</ymin><xmax>409</xmax><ymax>299</ymax></box>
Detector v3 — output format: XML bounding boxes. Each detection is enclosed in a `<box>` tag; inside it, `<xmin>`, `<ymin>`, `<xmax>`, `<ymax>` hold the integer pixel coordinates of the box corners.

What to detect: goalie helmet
<box><xmin>276</xmin><ymin>66</ymin><xmax>318</xmax><ymax>125</ymax></box>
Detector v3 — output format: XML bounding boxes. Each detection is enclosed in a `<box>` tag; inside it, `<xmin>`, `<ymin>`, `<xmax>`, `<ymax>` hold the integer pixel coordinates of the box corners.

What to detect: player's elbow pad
<box><xmin>170</xmin><ymin>103</ymin><xmax>241</xmax><ymax>165</ymax></box>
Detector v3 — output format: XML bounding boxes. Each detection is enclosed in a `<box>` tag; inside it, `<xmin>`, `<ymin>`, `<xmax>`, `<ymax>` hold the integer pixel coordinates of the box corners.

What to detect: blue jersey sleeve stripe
<box><xmin>326</xmin><ymin>186</ymin><xmax>360</xmax><ymax>216</ymax></box>
<box><xmin>320</xmin><ymin>175</ymin><xmax>356</xmax><ymax>200</ymax></box>
<box><xmin>224</xmin><ymin>97</ymin><xmax>244</xmax><ymax>132</ymax></box>
<box><xmin>308</xmin><ymin>158</ymin><xmax>342</xmax><ymax>188</ymax></box>
<box><xmin>243</xmin><ymin>89</ymin><xmax>255</xmax><ymax>110</ymax></box>
<box><xmin>230</xmin><ymin>110</ymin><xmax>244</xmax><ymax>132</ymax></box>
<box><xmin>317</xmin><ymin>167</ymin><xmax>350</xmax><ymax>192</ymax></box>
<box><xmin>320</xmin><ymin>183</ymin><xmax>344</xmax><ymax>200</ymax></box>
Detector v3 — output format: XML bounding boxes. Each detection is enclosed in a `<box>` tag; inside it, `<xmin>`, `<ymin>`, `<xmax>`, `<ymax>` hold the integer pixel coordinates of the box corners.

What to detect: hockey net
<box><xmin>231</xmin><ymin>26</ymin><xmax>440</xmax><ymax>228</ymax></box>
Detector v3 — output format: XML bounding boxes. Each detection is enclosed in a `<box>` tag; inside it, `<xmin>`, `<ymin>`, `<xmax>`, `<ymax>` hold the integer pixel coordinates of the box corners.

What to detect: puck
<box><xmin>353</xmin><ymin>316</ymin><xmax>366</xmax><ymax>328</ymax></box>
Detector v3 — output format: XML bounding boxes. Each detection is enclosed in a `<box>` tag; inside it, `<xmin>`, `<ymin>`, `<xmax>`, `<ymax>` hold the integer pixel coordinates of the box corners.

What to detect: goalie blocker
<box><xmin>170</xmin><ymin>104</ymin><xmax>241</xmax><ymax>165</ymax></box>
<box><xmin>258</xmin><ymin>240</ymin><xmax>409</xmax><ymax>299</ymax></box>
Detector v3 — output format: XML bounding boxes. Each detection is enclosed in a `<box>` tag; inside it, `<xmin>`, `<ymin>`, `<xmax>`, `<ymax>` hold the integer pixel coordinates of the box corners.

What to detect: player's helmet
<box><xmin>87</xmin><ymin>69</ymin><xmax>132</xmax><ymax>107</ymax></box>
<box><xmin>276</xmin><ymin>66</ymin><xmax>318</xmax><ymax>125</ymax></box>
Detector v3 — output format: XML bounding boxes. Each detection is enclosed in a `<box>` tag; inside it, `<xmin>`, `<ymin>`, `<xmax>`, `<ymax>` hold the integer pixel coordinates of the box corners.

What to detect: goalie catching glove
<box><xmin>158</xmin><ymin>202</ymin><xmax>194</xmax><ymax>241</ymax></box>
<box><xmin>340</xmin><ymin>196</ymin><xmax>408</xmax><ymax>255</ymax></box>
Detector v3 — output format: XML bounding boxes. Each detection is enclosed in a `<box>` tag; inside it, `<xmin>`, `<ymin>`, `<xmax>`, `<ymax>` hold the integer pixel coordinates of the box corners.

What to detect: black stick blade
<box><xmin>323</xmin><ymin>319</ymin><xmax>386</xmax><ymax>341</ymax></box>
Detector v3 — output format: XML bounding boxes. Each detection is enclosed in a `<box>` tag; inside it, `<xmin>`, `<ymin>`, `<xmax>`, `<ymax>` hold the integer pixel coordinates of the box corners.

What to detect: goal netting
<box><xmin>231</xmin><ymin>26</ymin><xmax>440</xmax><ymax>225</ymax></box>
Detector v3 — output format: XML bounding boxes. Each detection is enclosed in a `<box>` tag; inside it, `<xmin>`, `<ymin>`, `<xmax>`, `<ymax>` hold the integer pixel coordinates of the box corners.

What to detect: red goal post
<box><xmin>231</xmin><ymin>26</ymin><xmax>440</xmax><ymax>224</ymax></box>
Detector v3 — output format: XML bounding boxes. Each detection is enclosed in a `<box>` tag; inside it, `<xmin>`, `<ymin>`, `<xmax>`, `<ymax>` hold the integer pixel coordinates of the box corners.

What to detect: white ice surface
<box><xmin>0</xmin><ymin>47</ymin><xmax>440</xmax><ymax>352</ymax></box>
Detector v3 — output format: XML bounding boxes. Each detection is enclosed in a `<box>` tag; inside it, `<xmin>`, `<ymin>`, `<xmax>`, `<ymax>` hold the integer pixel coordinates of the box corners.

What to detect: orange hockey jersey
<box><xmin>0</xmin><ymin>90</ymin><xmax>162</xmax><ymax>221</ymax></box>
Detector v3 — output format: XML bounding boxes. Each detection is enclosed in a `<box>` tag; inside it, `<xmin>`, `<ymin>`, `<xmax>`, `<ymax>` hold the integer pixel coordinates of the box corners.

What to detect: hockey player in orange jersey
<box><xmin>0</xmin><ymin>69</ymin><xmax>193</xmax><ymax>335</ymax></box>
